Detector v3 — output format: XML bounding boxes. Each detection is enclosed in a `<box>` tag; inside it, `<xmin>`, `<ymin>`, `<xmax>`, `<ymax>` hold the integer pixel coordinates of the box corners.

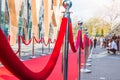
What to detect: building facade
<box><xmin>1</xmin><ymin>0</ymin><xmax>64</xmax><ymax>45</ymax></box>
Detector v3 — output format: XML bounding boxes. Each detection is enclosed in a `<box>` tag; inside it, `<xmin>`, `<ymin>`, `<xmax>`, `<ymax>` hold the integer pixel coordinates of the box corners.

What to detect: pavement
<box><xmin>0</xmin><ymin>43</ymin><xmax>54</xmax><ymax>66</ymax></box>
<box><xmin>81</xmin><ymin>45</ymin><xmax>120</xmax><ymax>80</ymax></box>
<box><xmin>1</xmin><ymin>43</ymin><xmax>120</xmax><ymax>80</ymax></box>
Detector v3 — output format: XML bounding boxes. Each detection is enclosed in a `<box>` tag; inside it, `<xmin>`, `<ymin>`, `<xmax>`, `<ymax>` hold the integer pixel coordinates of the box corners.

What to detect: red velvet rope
<box><xmin>90</xmin><ymin>39</ymin><xmax>93</xmax><ymax>46</ymax></box>
<box><xmin>15</xmin><ymin>36</ymin><xmax>20</xmax><ymax>54</ymax></box>
<box><xmin>21</xmin><ymin>36</ymin><xmax>32</xmax><ymax>45</ymax></box>
<box><xmin>69</xmin><ymin>23</ymin><xmax>82</xmax><ymax>52</ymax></box>
<box><xmin>88</xmin><ymin>38</ymin><xmax>92</xmax><ymax>46</ymax></box>
<box><xmin>43</xmin><ymin>38</ymin><xmax>51</xmax><ymax>46</ymax></box>
<box><xmin>15</xmin><ymin>50</ymin><xmax>19</xmax><ymax>55</ymax></box>
<box><xmin>7</xmin><ymin>35</ymin><xmax>20</xmax><ymax>54</ymax></box>
<box><xmin>0</xmin><ymin>18</ymin><xmax>68</xmax><ymax>80</ymax></box>
<box><xmin>34</xmin><ymin>37</ymin><xmax>43</xmax><ymax>43</ymax></box>
<box><xmin>81</xmin><ymin>41</ymin><xmax>84</xmax><ymax>49</ymax></box>
<box><xmin>8</xmin><ymin>35</ymin><xmax>10</xmax><ymax>44</ymax></box>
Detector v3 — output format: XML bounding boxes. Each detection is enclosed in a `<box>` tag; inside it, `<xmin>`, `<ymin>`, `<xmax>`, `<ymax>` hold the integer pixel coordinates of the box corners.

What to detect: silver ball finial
<box><xmin>63</xmin><ymin>0</ymin><xmax>72</xmax><ymax>10</ymax></box>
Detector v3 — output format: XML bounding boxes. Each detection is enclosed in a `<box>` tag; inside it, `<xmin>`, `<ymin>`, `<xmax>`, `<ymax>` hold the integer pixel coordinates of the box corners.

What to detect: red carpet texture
<box><xmin>0</xmin><ymin>51</ymin><xmax>84</xmax><ymax>80</ymax></box>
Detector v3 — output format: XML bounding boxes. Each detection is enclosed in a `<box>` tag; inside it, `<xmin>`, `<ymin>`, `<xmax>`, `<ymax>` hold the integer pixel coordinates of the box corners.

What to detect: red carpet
<box><xmin>0</xmin><ymin>50</ymin><xmax>84</xmax><ymax>80</ymax></box>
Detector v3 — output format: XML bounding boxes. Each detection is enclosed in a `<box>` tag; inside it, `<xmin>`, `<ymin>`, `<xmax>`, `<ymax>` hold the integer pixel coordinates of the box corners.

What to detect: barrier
<box><xmin>69</xmin><ymin>22</ymin><xmax>82</xmax><ymax>52</ymax></box>
<box><xmin>30</xmin><ymin>33</ymin><xmax>36</xmax><ymax>58</ymax></box>
<box><xmin>0</xmin><ymin>17</ymin><xmax>68</xmax><ymax>80</ymax></box>
<box><xmin>87</xmin><ymin>39</ymin><xmax>93</xmax><ymax>63</ymax></box>
<box><xmin>43</xmin><ymin>38</ymin><xmax>50</xmax><ymax>46</ymax></box>
<box><xmin>15</xmin><ymin>36</ymin><xmax>20</xmax><ymax>55</ymax></box>
<box><xmin>34</xmin><ymin>36</ymin><xmax>42</xmax><ymax>43</ymax></box>
<box><xmin>41</xmin><ymin>37</ymin><xmax>45</xmax><ymax>56</ymax></box>
<box><xmin>81</xmin><ymin>30</ymin><xmax>92</xmax><ymax>73</ymax></box>
<box><xmin>77</xmin><ymin>21</ymin><xmax>83</xmax><ymax>80</ymax></box>
<box><xmin>21</xmin><ymin>36</ymin><xmax>32</xmax><ymax>45</ymax></box>
<box><xmin>48</xmin><ymin>39</ymin><xmax>51</xmax><ymax>52</ymax></box>
<box><xmin>0</xmin><ymin>0</ymin><xmax>91</xmax><ymax>79</ymax></box>
<box><xmin>33</xmin><ymin>37</ymin><xmax>54</xmax><ymax>55</ymax></box>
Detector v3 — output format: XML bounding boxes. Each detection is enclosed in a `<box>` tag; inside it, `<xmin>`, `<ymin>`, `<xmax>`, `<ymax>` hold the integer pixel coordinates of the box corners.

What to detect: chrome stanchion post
<box><xmin>87</xmin><ymin>38</ymin><xmax>92</xmax><ymax>62</ymax></box>
<box><xmin>18</xmin><ymin>14</ymin><xmax>23</xmax><ymax>61</ymax></box>
<box><xmin>41</xmin><ymin>36</ymin><xmax>45</xmax><ymax>56</ymax></box>
<box><xmin>30</xmin><ymin>33</ymin><xmax>36</xmax><ymax>58</ymax></box>
<box><xmin>87</xmin><ymin>38</ymin><xmax>93</xmax><ymax>62</ymax></box>
<box><xmin>62</xmin><ymin>0</ymin><xmax>72</xmax><ymax>80</ymax></box>
<box><xmin>18</xmin><ymin>27</ymin><xmax>24</xmax><ymax>61</ymax></box>
<box><xmin>85</xmin><ymin>33</ymin><xmax>92</xmax><ymax>66</ymax></box>
<box><xmin>48</xmin><ymin>39</ymin><xmax>51</xmax><ymax>52</ymax></box>
<box><xmin>19</xmin><ymin>28</ymin><xmax>22</xmax><ymax>58</ymax></box>
<box><xmin>77</xmin><ymin>21</ymin><xmax>83</xmax><ymax>80</ymax></box>
<box><xmin>5</xmin><ymin>0</ymin><xmax>10</xmax><ymax>40</ymax></box>
<box><xmin>81</xmin><ymin>28</ymin><xmax>91</xmax><ymax>73</ymax></box>
<box><xmin>88</xmin><ymin>41</ymin><xmax>93</xmax><ymax>59</ymax></box>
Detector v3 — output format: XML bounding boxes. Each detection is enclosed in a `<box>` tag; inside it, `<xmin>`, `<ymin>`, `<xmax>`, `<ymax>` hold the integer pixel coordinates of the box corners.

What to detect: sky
<box><xmin>1</xmin><ymin>0</ymin><xmax>120</xmax><ymax>24</ymax></box>
<box><xmin>70</xmin><ymin>0</ymin><xmax>118</xmax><ymax>22</ymax></box>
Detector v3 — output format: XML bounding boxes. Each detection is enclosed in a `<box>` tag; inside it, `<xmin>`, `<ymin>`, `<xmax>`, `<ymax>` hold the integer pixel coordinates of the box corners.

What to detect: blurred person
<box><xmin>93</xmin><ymin>37</ymin><xmax>97</xmax><ymax>48</ymax></box>
<box><xmin>107</xmin><ymin>39</ymin><xmax>117</xmax><ymax>54</ymax></box>
<box><xmin>100</xmin><ymin>36</ymin><xmax>104</xmax><ymax>48</ymax></box>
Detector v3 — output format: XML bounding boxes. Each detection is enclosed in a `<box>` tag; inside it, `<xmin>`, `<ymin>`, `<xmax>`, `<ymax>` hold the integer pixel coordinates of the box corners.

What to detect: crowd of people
<box><xmin>93</xmin><ymin>34</ymin><xmax>120</xmax><ymax>54</ymax></box>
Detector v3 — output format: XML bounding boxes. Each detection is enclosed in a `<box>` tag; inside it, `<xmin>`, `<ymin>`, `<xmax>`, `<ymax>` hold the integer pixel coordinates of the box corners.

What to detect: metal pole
<box><xmin>63</xmin><ymin>18</ymin><xmax>69</xmax><ymax>80</ymax></box>
<box><xmin>18</xmin><ymin>19</ymin><xmax>22</xmax><ymax>58</ymax></box>
<box><xmin>5</xmin><ymin>0</ymin><xmax>10</xmax><ymax>39</ymax></box>
<box><xmin>81</xmin><ymin>29</ymin><xmax>91</xmax><ymax>73</ymax></box>
<box><xmin>31</xmin><ymin>33</ymin><xmax>36</xmax><ymax>58</ymax></box>
<box><xmin>41</xmin><ymin>37</ymin><xmax>45</xmax><ymax>56</ymax></box>
<box><xmin>32</xmin><ymin>33</ymin><xmax>34</xmax><ymax>55</ymax></box>
<box><xmin>62</xmin><ymin>0</ymin><xmax>72</xmax><ymax>80</ymax></box>
<box><xmin>19</xmin><ymin>35</ymin><xmax>21</xmax><ymax>58</ymax></box>
<box><xmin>78</xmin><ymin>21</ymin><xmax>83</xmax><ymax>80</ymax></box>
<box><xmin>85</xmin><ymin>33</ymin><xmax>92</xmax><ymax>66</ymax></box>
<box><xmin>48</xmin><ymin>41</ymin><xmax>50</xmax><ymax>52</ymax></box>
<box><xmin>18</xmin><ymin>9</ymin><xmax>23</xmax><ymax>60</ymax></box>
<box><xmin>84</xmin><ymin>30</ymin><xmax>87</xmax><ymax>70</ymax></box>
<box><xmin>27</xmin><ymin>0</ymin><xmax>30</xmax><ymax>39</ymax></box>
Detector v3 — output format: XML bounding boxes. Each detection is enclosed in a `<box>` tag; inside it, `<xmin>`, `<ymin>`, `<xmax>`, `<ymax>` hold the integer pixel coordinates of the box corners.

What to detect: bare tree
<box><xmin>103</xmin><ymin>0</ymin><xmax>120</xmax><ymax>30</ymax></box>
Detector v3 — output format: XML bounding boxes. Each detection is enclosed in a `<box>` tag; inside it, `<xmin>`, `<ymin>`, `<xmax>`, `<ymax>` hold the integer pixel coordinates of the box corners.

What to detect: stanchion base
<box><xmin>86</xmin><ymin>63</ymin><xmax>92</xmax><ymax>66</ymax></box>
<box><xmin>47</xmin><ymin>53</ymin><xmax>51</xmax><ymax>55</ymax></box>
<box><xmin>30</xmin><ymin>56</ymin><xmax>36</xmax><ymax>59</ymax></box>
<box><xmin>87</xmin><ymin>59</ymin><xmax>92</xmax><ymax>62</ymax></box>
<box><xmin>81</xmin><ymin>68</ymin><xmax>92</xmax><ymax>73</ymax></box>
<box><xmin>81</xmin><ymin>63</ymin><xmax>84</xmax><ymax>66</ymax></box>
<box><xmin>40</xmin><ymin>54</ymin><xmax>46</xmax><ymax>56</ymax></box>
<box><xmin>20</xmin><ymin>59</ymin><xmax>24</xmax><ymax>61</ymax></box>
<box><xmin>88</xmin><ymin>57</ymin><xmax>92</xmax><ymax>59</ymax></box>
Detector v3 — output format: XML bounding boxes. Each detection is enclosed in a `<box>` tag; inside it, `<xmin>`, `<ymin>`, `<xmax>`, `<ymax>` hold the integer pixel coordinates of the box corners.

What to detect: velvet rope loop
<box><xmin>15</xmin><ymin>36</ymin><xmax>21</xmax><ymax>55</ymax></box>
<box><xmin>21</xmin><ymin>36</ymin><xmax>32</xmax><ymax>45</ymax></box>
<box><xmin>69</xmin><ymin>22</ymin><xmax>83</xmax><ymax>52</ymax></box>
<box><xmin>43</xmin><ymin>38</ymin><xmax>51</xmax><ymax>46</ymax></box>
<box><xmin>0</xmin><ymin>17</ymin><xmax>68</xmax><ymax>80</ymax></box>
<box><xmin>34</xmin><ymin>36</ymin><xmax>43</xmax><ymax>43</ymax></box>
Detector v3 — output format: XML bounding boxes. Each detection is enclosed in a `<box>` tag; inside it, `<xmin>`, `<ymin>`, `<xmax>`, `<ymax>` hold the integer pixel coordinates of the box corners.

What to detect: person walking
<box><xmin>94</xmin><ymin>37</ymin><xmax>97</xmax><ymax>48</ymax></box>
